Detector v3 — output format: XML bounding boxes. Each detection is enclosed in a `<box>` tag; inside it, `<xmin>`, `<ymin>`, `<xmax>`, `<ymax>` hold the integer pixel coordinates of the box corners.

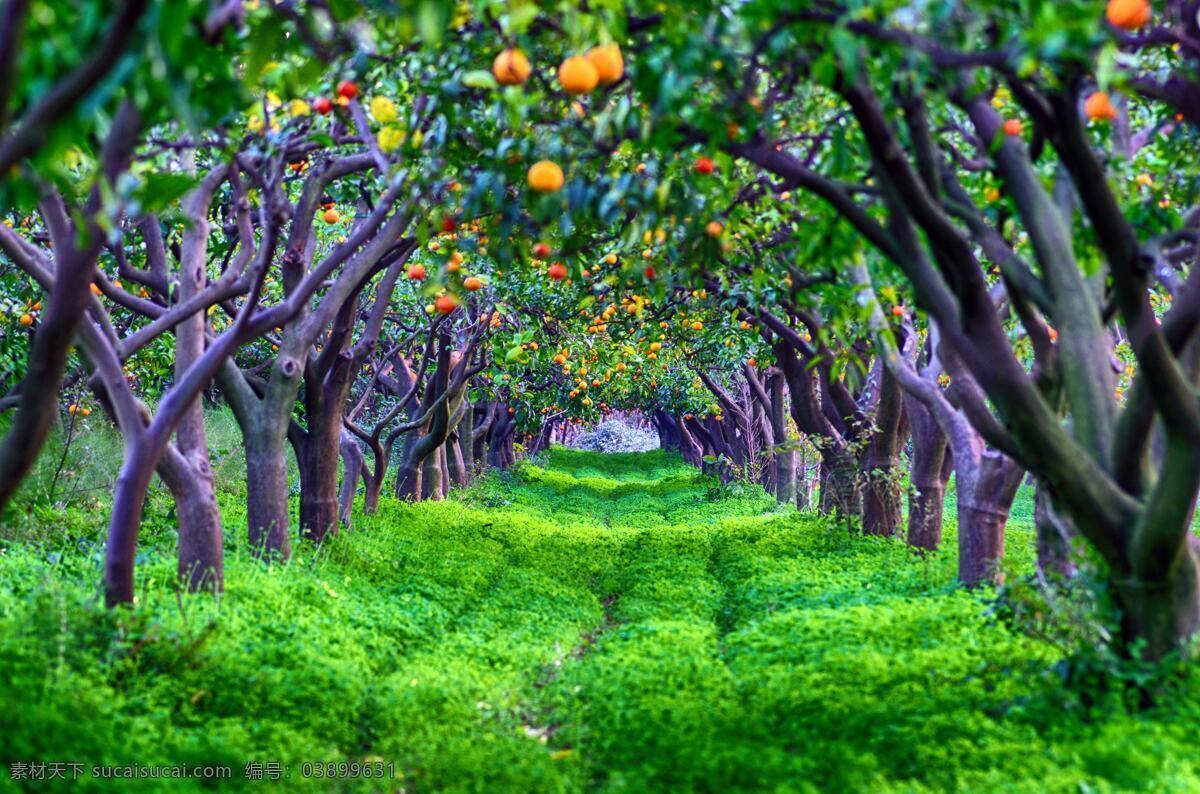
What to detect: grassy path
<box><xmin>2</xmin><ymin>449</ymin><xmax>1199</xmax><ymax>791</ymax></box>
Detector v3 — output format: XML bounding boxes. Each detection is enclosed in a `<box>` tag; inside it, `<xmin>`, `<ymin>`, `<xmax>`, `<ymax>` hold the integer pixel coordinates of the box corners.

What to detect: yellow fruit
<box><xmin>586</xmin><ymin>44</ymin><xmax>624</xmax><ymax>85</ymax></box>
<box><xmin>493</xmin><ymin>49</ymin><xmax>533</xmax><ymax>86</ymax></box>
<box><xmin>557</xmin><ymin>56</ymin><xmax>599</xmax><ymax>94</ymax></box>
<box><xmin>369</xmin><ymin>96</ymin><xmax>398</xmax><ymax>123</ymax></box>
<box><xmin>377</xmin><ymin>126</ymin><xmax>405</xmax><ymax>152</ymax></box>
<box><xmin>527</xmin><ymin>160</ymin><xmax>565</xmax><ymax>193</ymax></box>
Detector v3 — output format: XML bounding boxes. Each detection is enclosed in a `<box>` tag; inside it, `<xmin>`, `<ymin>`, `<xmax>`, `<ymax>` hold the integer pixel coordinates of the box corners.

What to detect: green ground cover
<box><xmin>1</xmin><ymin>447</ymin><xmax>1198</xmax><ymax>792</ymax></box>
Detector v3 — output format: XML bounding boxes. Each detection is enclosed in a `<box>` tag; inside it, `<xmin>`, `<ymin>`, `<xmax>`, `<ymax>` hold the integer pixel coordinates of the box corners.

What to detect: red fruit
<box><xmin>533</xmin><ymin>241</ymin><xmax>552</xmax><ymax>259</ymax></box>
<box><xmin>1003</xmin><ymin>118</ymin><xmax>1023</xmax><ymax>136</ymax></box>
<box><xmin>337</xmin><ymin>80</ymin><xmax>358</xmax><ymax>99</ymax></box>
<box><xmin>441</xmin><ymin>215</ymin><xmax>456</xmax><ymax>233</ymax></box>
<box><xmin>644</xmin><ymin>265</ymin><xmax>656</xmax><ymax>280</ymax></box>
<box><xmin>407</xmin><ymin>264</ymin><xmax>427</xmax><ymax>281</ymax></box>
<box><xmin>313</xmin><ymin>97</ymin><xmax>333</xmax><ymax>115</ymax></box>
<box><xmin>547</xmin><ymin>262</ymin><xmax>568</xmax><ymax>281</ymax></box>
<box><xmin>435</xmin><ymin>295</ymin><xmax>458</xmax><ymax>314</ymax></box>
<box><xmin>694</xmin><ymin>156</ymin><xmax>715</xmax><ymax>175</ymax></box>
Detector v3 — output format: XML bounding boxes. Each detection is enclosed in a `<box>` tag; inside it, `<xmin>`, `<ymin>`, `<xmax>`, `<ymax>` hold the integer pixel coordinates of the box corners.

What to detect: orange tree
<box><xmin>417</xmin><ymin>0</ymin><xmax>1199</xmax><ymax>657</ymax></box>
<box><xmin>567</xmin><ymin>0</ymin><xmax>1200</xmax><ymax>658</ymax></box>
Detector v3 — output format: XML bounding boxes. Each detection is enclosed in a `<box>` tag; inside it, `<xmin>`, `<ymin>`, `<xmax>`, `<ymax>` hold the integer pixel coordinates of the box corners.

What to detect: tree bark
<box><xmin>1035</xmin><ymin>480</ymin><xmax>1080</xmax><ymax>580</ymax></box>
<box><xmin>338</xmin><ymin>429</ymin><xmax>364</xmax><ymax>528</ymax></box>
<box><xmin>906</xmin><ymin>396</ymin><xmax>950</xmax><ymax>551</ymax></box>
<box><xmin>862</xmin><ymin>365</ymin><xmax>907</xmax><ymax>537</ymax></box>
<box><xmin>1112</xmin><ymin>547</ymin><xmax>1200</xmax><ymax>662</ymax></box>
<box><xmin>957</xmin><ymin>452</ymin><xmax>1025</xmax><ymax>586</ymax></box>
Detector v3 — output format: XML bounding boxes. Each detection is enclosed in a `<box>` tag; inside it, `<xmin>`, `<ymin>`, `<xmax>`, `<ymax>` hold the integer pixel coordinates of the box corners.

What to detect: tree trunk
<box><xmin>364</xmin><ymin>468</ymin><xmax>384</xmax><ymax>514</ymax></box>
<box><xmin>862</xmin><ymin>367</ymin><xmax>907</xmax><ymax>537</ymax></box>
<box><xmin>906</xmin><ymin>397</ymin><xmax>950</xmax><ymax>551</ymax></box>
<box><xmin>170</xmin><ymin>204</ymin><xmax>223</xmax><ymax>592</ymax></box>
<box><xmin>104</xmin><ymin>441</ymin><xmax>159</xmax><ymax>606</ymax></box>
<box><xmin>1034</xmin><ymin>481</ymin><xmax>1079</xmax><ymax>580</ymax></box>
<box><xmin>487</xmin><ymin>408</ymin><xmax>512</xmax><ymax>468</ymax></box>
<box><xmin>655</xmin><ymin>410</ymin><xmax>681</xmax><ymax>452</ymax></box>
<box><xmin>297</xmin><ymin>403</ymin><xmax>344</xmax><ymax>544</ymax></box>
<box><xmin>767</xmin><ymin>374</ymin><xmax>797</xmax><ymax>504</ymax></box>
<box><xmin>1112</xmin><ymin>547</ymin><xmax>1200</xmax><ymax>662</ymax></box>
<box><xmin>957</xmin><ymin>452</ymin><xmax>1024</xmax><ymax>586</ymax></box>
<box><xmin>338</xmin><ymin>429</ymin><xmax>364</xmax><ymax>528</ymax></box>
<box><xmin>172</xmin><ymin>472</ymin><xmax>223</xmax><ymax>593</ymax></box>
<box><xmin>819</xmin><ymin>446</ymin><xmax>862</xmax><ymax>520</ymax></box>
<box><xmin>243</xmin><ymin>423</ymin><xmax>292</xmax><ymax>561</ymax></box>
<box><xmin>457</xmin><ymin>404</ymin><xmax>475</xmax><ymax>483</ymax></box>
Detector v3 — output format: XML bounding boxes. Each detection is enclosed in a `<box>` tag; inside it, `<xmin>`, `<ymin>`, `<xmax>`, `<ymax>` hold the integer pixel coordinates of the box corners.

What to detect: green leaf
<box><xmin>135</xmin><ymin>173</ymin><xmax>201</xmax><ymax>212</ymax></box>
<box><xmin>462</xmin><ymin>70</ymin><xmax>498</xmax><ymax>90</ymax></box>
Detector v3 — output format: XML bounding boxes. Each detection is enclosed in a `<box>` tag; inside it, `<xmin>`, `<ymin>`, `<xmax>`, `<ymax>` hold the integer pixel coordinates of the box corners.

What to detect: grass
<box><xmin>1</xmin><ymin>446</ymin><xmax>1199</xmax><ymax>791</ymax></box>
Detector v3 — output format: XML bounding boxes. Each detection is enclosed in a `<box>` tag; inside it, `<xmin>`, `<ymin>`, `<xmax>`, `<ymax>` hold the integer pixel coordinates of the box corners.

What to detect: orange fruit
<box><xmin>492</xmin><ymin>49</ymin><xmax>532</xmax><ymax>86</ymax></box>
<box><xmin>527</xmin><ymin>160</ymin><xmax>565</xmax><ymax>193</ymax></box>
<box><xmin>407</xmin><ymin>264</ymin><xmax>427</xmax><ymax>281</ymax></box>
<box><xmin>435</xmin><ymin>294</ymin><xmax>459</xmax><ymax>314</ymax></box>
<box><xmin>586</xmin><ymin>44</ymin><xmax>624</xmax><ymax>85</ymax></box>
<box><xmin>1085</xmin><ymin>91</ymin><xmax>1118</xmax><ymax>122</ymax></box>
<box><xmin>18</xmin><ymin>313</ymin><xmax>32</xmax><ymax>326</ymax></box>
<box><xmin>463</xmin><ymin>276</ymin><xmax>483</xmax><ymax>291</ymax></box>
<box><xmin>1105</xmin><ymin>0</ymin><xmax>1150</xmax><ymax>30</ymax></box>
<box><xmin>322</xmin><ymin>208</ymin><xmax>341</xmax><ymax>224</ymax></box>
<box><xmin>1003</xmin><ymin>118</ymin><xmax>1023</xmax><ymax>136</ymax></box>
<box><xmin>705</xmin><ymin>220</ymin><xmax>723</xmax><ymax>238</ymax></box>
<box><xmin>557</xmin><ymin>56</ymin><xmax>599</xmax><ymax>94</ymax></box>
<box><xmin>547</xmin><ymin>262</ymin><xmax>568</xmax><ymax>281</ymax></box>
